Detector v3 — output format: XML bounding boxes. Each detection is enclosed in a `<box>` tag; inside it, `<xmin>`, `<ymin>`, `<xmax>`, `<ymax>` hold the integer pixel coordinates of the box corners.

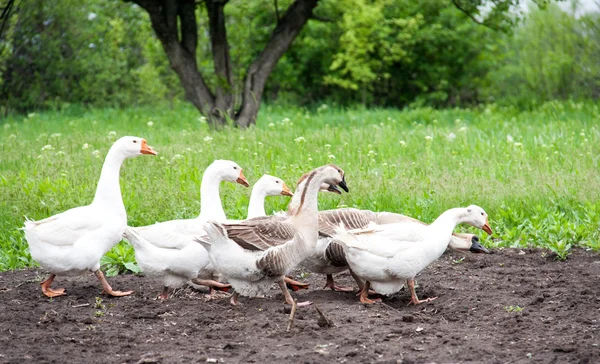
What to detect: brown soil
<box><xmin>0</xmin><ymin>248</ymin><xmax>599</xmax><ymax>364</ymax></box>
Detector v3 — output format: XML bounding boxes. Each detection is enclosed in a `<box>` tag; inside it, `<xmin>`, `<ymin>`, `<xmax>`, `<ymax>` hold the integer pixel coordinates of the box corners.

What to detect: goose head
<box><xmin>319</xmin><ymin>164</ymin><xmax>349</xmax><ymax>194</ymax></box>
<box><xmin>255</xmin><ymin>174</ymin><xmax>293</xmax><ymax>197</ymax></box>
<box><xmin>209</xmin><ymin>160</ymin><xmax>249</xmax><ymax>187</ymax></box>
<box><xmin>114</xmin><ymin>136</ymin><xmax>157</xmax><ymax>157</ymax></box>
<box><xmin>449</xmin><ymin>235</ymin><xmax>491</xmax><ymax>254</ymax></box>
<box><xmin>462</xmin><ymin>205</ymin><xmax>493</xmax><ymax>235</ymax></box>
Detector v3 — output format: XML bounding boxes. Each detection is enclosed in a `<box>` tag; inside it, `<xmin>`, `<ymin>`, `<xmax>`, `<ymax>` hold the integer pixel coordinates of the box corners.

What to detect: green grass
<box><xmin>1</xmin><ymin>100</ymin><xmax>599</xmax><ymax>271</ymax></box>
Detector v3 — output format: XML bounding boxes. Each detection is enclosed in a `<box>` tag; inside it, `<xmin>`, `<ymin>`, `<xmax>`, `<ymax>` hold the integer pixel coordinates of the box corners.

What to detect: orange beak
<box><xmin>236</xmin><ymin>170</ymin><xmax>249</xmax><ymax>187</ymax></box>
<box><xmin>482</xmin><ymin>218</ymin><xmax>493</xmax><ymax>235</ymax></box>
<box><xmin>140</xmin><ymin>139</ymin><xmax>157</xmax><ymax>155</ymax></box>
<box><xmin>281</xmin><ymin>182</ymin><xmax>293</xmax><ymax>197</ymax></box>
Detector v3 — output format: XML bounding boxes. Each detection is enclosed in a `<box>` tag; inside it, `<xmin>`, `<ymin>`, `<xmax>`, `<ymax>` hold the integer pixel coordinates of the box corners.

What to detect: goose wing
<box><xmin>221</xmin><ymin>215</ymin><xmax>295</xmax><ymax>251</ymax></box>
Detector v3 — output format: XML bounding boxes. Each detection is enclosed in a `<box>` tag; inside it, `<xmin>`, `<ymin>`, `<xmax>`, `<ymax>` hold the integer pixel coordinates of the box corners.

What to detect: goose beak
<box><xmin>482</xmin><ymin>218</ymin><xmax>493</xmax><ymax>235</ymax></box>
<box><xmin>338</xmin><ymin>175</ymin><xmax>349</xmax><ymax>193</ymax></box>
<box><xmin>140</xmin><ymin>139</ymin><xmax>158</xmax><ymax>155</ymax></box>
<box><xmin>236</xmin><ymin>170</ymin><xmax>250</xmax><ymax>187</ymax></box>
<box><xmin>326</xmin><ymin>184</ymin><xmax>342</xmax><ymax>194</ymax></box>
<box><xmin>281</xmin><ymin>182</ymin><xmax>294</xmax><ymax>197</ymax></box>
<box><xmin>469</xmin><ymin>237</ymin><xmax>491</xmax><ymax>254</ymax></box>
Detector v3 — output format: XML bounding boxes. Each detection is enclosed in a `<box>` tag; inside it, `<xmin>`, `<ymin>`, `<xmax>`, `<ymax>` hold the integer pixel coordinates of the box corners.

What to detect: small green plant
<box><xmin>504</xmin><ymin>305</ymin><xmax>524</xmax><ymax>313</ymax></box>
<box><xmin>452</xmin><ymin>257</ymin><xmax>465</xmax><ymax>265</ymax></box>
<box><xmin>94</xmin><ymin>310</ymin><xmax>105</xmax><ymax>317</ymax></box>
<box><xmin>94</xmin><ymin>297</ymin><xmax>105</xmax><ymax>310</ymax></box>
<box><xmin>547</xmin><ymin>240</ymin><xmax>572</xmax><ymax>261</ymax></box>
<box><xmin>100</xmin><ymin>241</ymin><xmax>141</xmax><ymax>277</ymax></box>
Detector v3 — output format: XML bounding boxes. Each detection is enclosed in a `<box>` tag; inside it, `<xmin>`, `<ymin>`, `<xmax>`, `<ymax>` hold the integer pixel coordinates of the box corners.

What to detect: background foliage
<box><xmin>1</xmin><ymin>0</ymin><xmax>598</xmax><ymax>113</ymax></box>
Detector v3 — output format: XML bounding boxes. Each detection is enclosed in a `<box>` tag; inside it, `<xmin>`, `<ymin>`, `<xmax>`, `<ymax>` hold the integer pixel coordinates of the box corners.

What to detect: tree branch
<box><xmin>274</xmin><ymin>0</ymin><xmax>280</xmax><ymax>24</ymax></box>
<box><xmin>451</xmin><ymin>0</ymin><xmax>484</xmax><ymax>25</ymax></box>
<box><xmin>179</xmin><ymin>0</ymin><xmax>197</xmax><ymax>57</ymax></box>
<box><xmin>311</xmin><ymin>13</ymin><xmax>334</xmax><ymax>22</ymax></box>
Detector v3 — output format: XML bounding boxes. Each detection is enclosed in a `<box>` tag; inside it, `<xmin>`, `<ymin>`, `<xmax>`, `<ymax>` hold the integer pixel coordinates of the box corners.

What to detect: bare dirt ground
<box><xmin>0</xmin><ymin>248</ymin><xmax>599</xmax><ymax>364</ymax></box>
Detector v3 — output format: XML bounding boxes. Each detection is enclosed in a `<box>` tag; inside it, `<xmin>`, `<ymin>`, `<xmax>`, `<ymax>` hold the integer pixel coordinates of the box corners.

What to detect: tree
<box><xmin>128</xmin><ymin>0</ymin><xmax>319</xmax><ymax>128</ymax></box>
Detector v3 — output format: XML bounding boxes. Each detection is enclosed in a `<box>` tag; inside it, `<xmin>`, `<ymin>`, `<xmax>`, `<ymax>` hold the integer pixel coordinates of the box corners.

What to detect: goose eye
<box><xmin>233</xmin><ymin>166</ymin><xmax>237</xmax><ymax>170</ymax></box>
<box><xmin>481</xmin><ymin>212</ymin><xmax>484</xmax><ymax>216</ymax></box>
<box><xmin>276</xmin><ymin>180</ymin><xmax>280</xmax><ymax>184</ymax></box>
<box><xmin>133</xmin><ymin>140</ymin><xmax>137</xmax><ymax>144</ymax></box>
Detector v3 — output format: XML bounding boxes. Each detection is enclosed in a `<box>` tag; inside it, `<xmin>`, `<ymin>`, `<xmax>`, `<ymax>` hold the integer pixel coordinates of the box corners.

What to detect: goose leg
<box><xmin>191</xmin><ymin>278</ymin><xmax>231</xmax><ymax>293</ymax></box>
<box><xmin>94</xmin><ymin>270</ymin><xmax>133</xmax><ymax>297</ymax></box>
<box><xmin>284</xmin><ymin>276</ymin><xmax>310</xmax><ymax>291</ymax></box>
<box><xmin>407</xmin><ymin>279</ymin><xmax>437</xmax><ymax>305</ymax></box>
<box><xmin>229</xmin><ymin>291</ymin><xmax>240</xmax><ymax>306</ymax></box>
<box><xmin>358</xmin><ymin>281</ymin><xmax>381</xmax><ymax>304</ymax></box>
<box><xmin>157</xmin><ymin>286</ymin><xmax>169</xmax><ymax>300</ymax></box>
<box><xmin>40</xmin><ymin>274</ymin><xmax>66</xmax><ymax>298</ymax></box>
<box><xmin>323</xmin><ymin>274</ymin><xmax>354</xmax><ymax>292</ymax></box>
<box><xmin>278</xmin><ymin>279</ymin><xmax>312</xmax><ymax>307</ymax></box>
<box><xmin>350</xmin><ymin>270</ymin><xmax>378</xmax><ymax>296</ymax></box>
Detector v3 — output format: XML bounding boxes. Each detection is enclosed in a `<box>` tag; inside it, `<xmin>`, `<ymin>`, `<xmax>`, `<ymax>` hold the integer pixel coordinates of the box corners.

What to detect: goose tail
<box><xmin>203</xmin><ymin>221</ymin><xmax>230</xmax><ymax>250</ymax></box>
<box><xmin>333</xmin><ymin>223</ymin><xmax>364</xmax><ymax>253</ymax></box>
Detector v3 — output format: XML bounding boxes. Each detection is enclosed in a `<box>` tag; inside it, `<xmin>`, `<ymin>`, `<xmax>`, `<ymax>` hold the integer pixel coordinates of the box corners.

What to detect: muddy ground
<box><xmin>0</xmin><ymin>248</ymin><xmax>598</xmax><ymax>364</ymax></box>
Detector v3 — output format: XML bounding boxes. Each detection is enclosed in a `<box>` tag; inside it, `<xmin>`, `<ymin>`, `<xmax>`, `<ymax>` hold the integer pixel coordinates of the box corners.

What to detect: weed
<box><xmin>504</xmin><ymin>305</ymin><xmax>524</xmax><ymax>313</ymax></box>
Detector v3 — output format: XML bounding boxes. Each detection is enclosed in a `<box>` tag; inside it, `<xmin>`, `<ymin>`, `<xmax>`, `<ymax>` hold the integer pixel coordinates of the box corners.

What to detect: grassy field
<box><xmin>1</xmin><ymin>101</ymin><xmax>599</xmax><ymax>272</ymax></box>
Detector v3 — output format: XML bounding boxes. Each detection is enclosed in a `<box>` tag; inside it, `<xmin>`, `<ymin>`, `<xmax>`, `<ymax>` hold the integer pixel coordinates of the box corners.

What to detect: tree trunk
<box><xmin>131</xmin><ymin>0</ymin><xmax>319</xmax><ymax>129</ymax></box>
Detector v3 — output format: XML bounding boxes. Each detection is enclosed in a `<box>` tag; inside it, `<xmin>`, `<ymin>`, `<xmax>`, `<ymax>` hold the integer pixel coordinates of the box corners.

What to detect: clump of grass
<box><xmin>1</xmin><ymin>101</ymin><xmax>599</xmax><ymax>271</ymax></box>
<box><xmin>505</xmin><ymin>305</ymin><xmax>524</xmax><ymax>313</ymax></box>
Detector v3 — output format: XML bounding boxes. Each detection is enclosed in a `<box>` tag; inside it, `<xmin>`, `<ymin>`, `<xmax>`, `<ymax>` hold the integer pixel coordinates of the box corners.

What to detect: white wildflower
<box><xmin>41</xmin><ymin>144</ymin><xmax>53</xmax><ymax>151</ymax></box>
<box><xmin>198</xmin><ymin>116</ymin><xmax>207</xmax><ymax>123</ymax></box>
<box><xmin>27</xmin><ymin>113</ymin><xmax>36</xmax><ymax>118</ymax></box>
<box><xmin>56</xmin><ymin>151</ymin><xmax>66</xmax><ymax>156</ymax></box>
<box><xmin>368</xmin><ymin>150</ymin><xmax>377</xmax><ymax>157</ymax></box>
<box><xmin>458</xmin><ymin>126</ymin><xmax>467</xmax><ymax>132</ymax></box>
<box><xmin>507</xmin><ymin>134</ymin><xmax>514</xmax><ymax>143</ymax></box>
<box><xmin>268</xmin><ymin>122</ymin><xmax>275</xmax><ymax>127</ymax></box>
<box><xmin>172</xmin><ymin>154</ymin><xmax>183</xmax><ymax>160</ymax></box>
<box><xmin>425</xmin><ymin>135</ymin><xmax>433</xmax><ymax>141</ymax></box>
<box><xmin>147</xmin><ymin>121</ymin><xmax>154</xmax><ymax>127</ymax></box>
<box><xmin>399</xmin><ymin>140</ymin><xmax>406</xmax><ymax>147</ymax></box>
<box><xmin>82</xmin><ymin>143</ymin><xmax>90</xmax><ymax>149</ymax></box>
<box><xmin>294</xmin><ymin>136</ymin><xmax>306</xmax><ymax>143</ymax></box>
<box><xmin>9</xmin><ymin>134</ymin><xmax>16</xmax><ymax>139</ymax></box>
<box><xmin>89</xmin><ymin>43</ymin><xmax>96</xmax><ymax>49</ymax></box>
<box><xmin>308</xmin><ymin>157</ymin><xmax>313</xmax><ymax>162</ymax></box>
<box><xmin>455</xmin><ymin>118</ymin><xmax>461</xmax><ymax>124</ymax></box>
<box><xmin>580</xmin><ymin>132</ymin><xmax>585</xmax><ymax>137</ymax></box>
<box><xmin>3</xmin><ymin>123</ymin><xmax>9</xmax><ymax>129</ymax></box>
<box><xmin>203</xmin><ymin>135</ymin><xmax>213</xmax><ymax>143</ymax></box>
<box><xmin>51</xmin><ymin>133</ymin><xmax>61</xmax><ymax>138</ymax></box>
<box><xmin>514</xmin><ymin>142</ymin><xmax>523</xmax><ymax>147</ymax></box>
<box><xmin>324</xmin><ymin>144</ymin><xmax>331</xmax><ymax>148</ymax></box>
<box><xmin>92</xmin><ymin>150</ymin><xmax>101</xmax><ymax>158</ymax></box>
<box><xmin>258</xmin><ymin>142</ymin><xmax>263</xmax><ymax>146</ymax></box>
<box><xmin>239</xmin><ymin>136</ymin><xmax>245</xmax><ymax>140</ymax></box>
<box><xmin>88</xmin><ymin>12</ymin><xmax>97</xmax><ymax>20</ymax></box>
<box><xmin>328</xmin><ymin>154</ymin><xmax>336</xmax><ymax>160</ymax></box>
<box><xmin>447</xmin><ymin>132</ymin><xmax>456</xmax><ymax>141</ymax></box>
<box><xmin>282</xmin><ymin>118</ymin><xmax>290</xmax><ymax>123</ymax></box>
<box><xmin>108</xmin><ymin>131</ymin><xmax>117</xmax><ymax>137</ymax></box>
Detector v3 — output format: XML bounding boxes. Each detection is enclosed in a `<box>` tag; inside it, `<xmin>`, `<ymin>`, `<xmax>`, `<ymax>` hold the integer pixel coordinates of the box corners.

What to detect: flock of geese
<box><xmin>24</xmin><ymin>136</ymin><xmax>493</xmax><ymax>307</ymax></box>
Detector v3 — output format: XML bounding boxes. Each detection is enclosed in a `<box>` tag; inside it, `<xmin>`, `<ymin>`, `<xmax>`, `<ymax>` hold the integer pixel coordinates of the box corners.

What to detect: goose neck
<box><xmin>91</xmin><ymin>147</ymin><xmax>126</xmax><ymax>213</ymax></box>
<box><xmin>247</xmin><ymin>188</ymin><xmax>267</xmax><ymax>219</ymax></box>
<box><xmin>198</xmin><ymin>169</ymin><xmax>226</xmax><ymax>222</ymax></box>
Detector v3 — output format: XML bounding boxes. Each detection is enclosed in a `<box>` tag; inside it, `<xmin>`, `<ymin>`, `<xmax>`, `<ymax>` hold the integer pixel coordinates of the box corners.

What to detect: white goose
<box><xmin>23</xmin><ymin>136</ymin><xmax>157</xmax><ymax>297</ymax></box>
<box><xmin>308</xmin><ymin>208</ymin><xmax>490</xmax><ymax>291</ymax></box>
<box><xmin>199</xmin><ymin>164</ymin><xmax>348</xmax><ymax>306</ymax></box>
<box><xmin>127</xmin><ymin>173</ymin><xmax>293</xmax><ymax>299</ymax></box>
<box><xmin>334</xmin><ymin>205</ymin><xmax>493</xmax><ymax>304</ymax></box>
<box><xmin>131</xmin><ymin>159</ymin><xmax>248</xmax><ymax>291</ymax></box>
